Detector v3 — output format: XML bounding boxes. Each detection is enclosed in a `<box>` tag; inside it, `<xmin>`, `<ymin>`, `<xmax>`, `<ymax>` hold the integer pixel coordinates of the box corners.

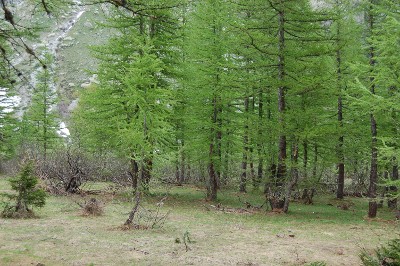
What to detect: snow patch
<box><xmin>0</xmin><ymin>89</ymin><xmax>21</xmax><ymax>114</ymax></box>
<box><xmin>57</xmin><ymin>122</ymin><xmax>70</xmax><ymax>137</ymax></box>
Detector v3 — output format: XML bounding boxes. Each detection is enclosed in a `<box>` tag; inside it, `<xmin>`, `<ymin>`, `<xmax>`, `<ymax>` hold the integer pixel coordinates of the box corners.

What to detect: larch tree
<box><xmin>23</xmin><ymin>54</ymin><xmax>60</xmax><ymax>160</ymax></box>
<box><xmin>73</xmin><ymin>0</ymin><xmax>178</xmax><ymax>191</ymax></box>
<box><xmin>369</xmin><ymin>0</ymin><xmax>400</xmax><ymax>210</ymax></box>
<box><xmin>183</xmin><ymin>0</ymin><xmax>238</xmax><ymax>200</ymax></box>
<box><xmin>246</xmin><ymin>0</ymin><xmax>335</xmax><ymax>212</ymax></box>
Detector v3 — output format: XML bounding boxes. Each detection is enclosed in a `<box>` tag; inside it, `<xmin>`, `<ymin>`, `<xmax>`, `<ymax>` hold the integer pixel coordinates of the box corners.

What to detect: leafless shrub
<box><xmin>35</xmin><ymin>148</ymin><xmax>91</xmax><ymax>193</ymax></box>
<box><xmin>78</xmin><ymin>198</ymin><xmax>104</xmax><ymax>216</ymax></box>
<box><xmin>34</xmin><ymin>147</ymin><xmax>133</xmax><ymax>194</ymax></box>
<box><xmin>0</xmin><ymin>158</ymin><xmax>19</xmax><ymax>176</ymax></box>
<box><xmin>122</xmin><ymin>193</ymin><xmax>169</xmax><ymax>230</ymax></box>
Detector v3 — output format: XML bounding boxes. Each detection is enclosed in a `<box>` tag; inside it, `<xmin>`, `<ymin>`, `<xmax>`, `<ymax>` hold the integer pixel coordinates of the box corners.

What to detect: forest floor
<box><xmin>0</xmin><ymin>178</ymin><xmax>398</xmax><ymax>266</ymax></box>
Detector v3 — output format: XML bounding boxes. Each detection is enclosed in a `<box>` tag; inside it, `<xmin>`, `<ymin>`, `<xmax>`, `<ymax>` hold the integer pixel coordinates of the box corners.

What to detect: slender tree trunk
<box><xmin>249</xmin><ymin>95</ymin><xmax>256</xmax><ymax>188</ymax></box>
<box><xmin>283</xmin><ymin>142</ymin><xmax>299</xmax><ymax>213</ymax></box>
<box><xmin>303</xmin><ymin>140</ymin><xmax>308</xmax><ymax>179</ymax></box>
<box><xmin>180</xmin><ymin>150</ymin><xmax>185</xmax><ymax>185</ymax></box>
<box><xmin>175</xmin><ymin>164</ymin><xmax>180</xmax><ymax>185</ymax></box>
<box><xmin>336</xmin><ymin>15</ymin><xmax>345</xmax><ymax>199</ymax></box>
<box><xmin>208</xmin><ymin>96</ymin><xmax>219</xmax><ymax>201</ymax></box>
<box><xmin>216</xmin><ymin>111</ymin><xmax>222</xmax><ymax>189</ymax></box>
<box><xmin>124</xmin><ymin>191</ymin><xmax>141</xmax><ymax>226</ymax></box>
<box><xmin>240</xmin><ymin>97</ymin><xmax>249</xmax><ymax>192</ymax></box>
<box><xmin>388</xmin><ymin>163</ymin><xmax>398</xmax><ymax>209</ymax></box>
<box><xmin>130</xmin><ymin>158</ymin><xmax>139</xmax><ymax>190</ymax></box>
<box><xmin>313</xmin><ymin>144</ymin><xmax>318</xmax><ymax>179</ymax></box>
<box><xmin>176</xmin><ymin>142</ymin><xmax>185</xmax><ymax>186</ymax></box>
<box><xmin>367</xmin><ymin>2</ymin><xmax>378</xmax><ymax>218</ymax></box>
<box><xmin>222</xmin><ymin>134</ymin><xmax>230</xmax><ymax>186</ymax></box>
<box><xmin>208</xmin><ymin>148</ymin><xmax>218</xmax><ymax>201</ymax></box>
<box><xmin>368</xmin><ymin>109</ymin><xmax>378</xmax><ymax>218</ymax></box>
<box><xmin>250</xmin><ymin>149</ymin><xmax>256</xmax><ymax>187</ymax></box>
<box><xmin>187</xmin><ymin>164</ymin><xmax>191</xmax><ymax>182</ymax></box>
<box><xmin>257</xmin><ymin>88</ymin><xmax>264</xmax><ymax>186</ymax></box>
<box><xmin>273</xmin><ymin>0</ymin><xmax>286</xmax><ymax>210</ymax></box>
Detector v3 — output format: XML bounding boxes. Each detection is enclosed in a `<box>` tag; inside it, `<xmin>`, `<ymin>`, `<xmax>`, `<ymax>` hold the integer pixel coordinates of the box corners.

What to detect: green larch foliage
<box><xmin>23</xmin><ymin>54</ymin><xmax>60</xmax><ymax>159</ymax></box>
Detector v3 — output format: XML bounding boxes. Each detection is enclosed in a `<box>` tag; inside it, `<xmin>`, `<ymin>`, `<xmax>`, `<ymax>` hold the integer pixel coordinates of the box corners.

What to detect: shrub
<box><xmin>1</xmin><ymin>162</ymin><xmax>47</xmax><ymax>218</ymax></box>
<box><xmin>360</xmin><ymin>239</ymin><xmax>400</xmax><ymax>266</ymax></box>
<box><xmin>81</xmin><ymin>198</ymin><xmax>104</xmax><ymax>216</ymax></box>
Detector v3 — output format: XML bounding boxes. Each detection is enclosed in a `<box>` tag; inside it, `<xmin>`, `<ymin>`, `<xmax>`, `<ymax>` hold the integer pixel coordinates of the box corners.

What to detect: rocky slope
<box><xmin>7</xmin><ymin>1</ymin><xmax>111</xmax><ymax>136</ymax></box>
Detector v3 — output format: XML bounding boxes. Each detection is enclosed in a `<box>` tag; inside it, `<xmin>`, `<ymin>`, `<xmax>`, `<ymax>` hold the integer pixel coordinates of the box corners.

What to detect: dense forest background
<box><xmin>0</xmin><ymin>0</ymin><xmax>399</xmax><ymax>218</ymax></box>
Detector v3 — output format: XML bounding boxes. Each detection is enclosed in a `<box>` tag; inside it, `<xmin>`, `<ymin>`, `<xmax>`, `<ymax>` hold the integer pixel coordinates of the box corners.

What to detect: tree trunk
<box><xmin>179</xmin><ymin>150</ymin><xmax>185</xmax><ymax>185</ymax></box>
<box><xmin>388</xmin><ymin>164</ymin><xmax>398</xmax><ymax>209</ymax></box>
<box><xmin>222</xmin><ymin>138</ymin><xmax>230</xmax><ymax>186</ymax></box>
<box><xmin>274</xmin><ymin>0</ymin><xmax>286</xmax><ymax>210</ymax></box>
<box><xmin>368</xmin><ymin>115</ymin><xmax>378</xmax><ymax>218</ymax></box>
<box><xmin>313</xmin><ymin>144</ymin><xmax>318</xmax><ymax>179</ymax></box>
<box><xmin>367</xmin><ymin>2</ymin><xmax>378</xmax><ymax>218</ymax></box>
<box><xmin>124</xmin><ymin>191</ymin><xmax>141</xmax><ymax>226</ymax></box>
<box><xmin>175</xmin><ymin>164</ymin><xmax>180</xmax><ymax>185</ymax></box>
<box><xmin>283</xmin><ymin>142</ymin><xmax>299</xmax><ymax>213</ymax></box>
<box><xmin>240</xmin><ymin>97</ymin><xmax>249</xmax><ymax>193</ymax></box>
<box><xmin>250</xmin><ymin>148</ymin><xmax>256</xmax><ymax>188</ymax></box>
<box><xmin>257</xmin><ymin>88</ymin><xmax>264</xmax><ymax>187</ymax></box>
<box><xmin>207</xmin><ymin>96</ymin><xmax>219</xmax><ymax>201</ymax></box>
<box><xmin>176</xmin><ymin>144</ymin><xmax>185</xmax><ymax>186</ymax></box>
<box><xmin>303</xmin><ymin>140</ymin><xmax>308</xmax><ymax>179</ymax></box>
<box><xmin>336</xmin><ymin>17</ymin><xmax>345</xmax><ymax>199</ymax></box>
<box><xmin>216</xmin><ymin>106</ymin><xmax>222</xmax><ymax>189</ymax></box>
<box><xmin>130</xmin><ymin>158</ymin><xmax>139</xmax><ymax>190</ymax></box>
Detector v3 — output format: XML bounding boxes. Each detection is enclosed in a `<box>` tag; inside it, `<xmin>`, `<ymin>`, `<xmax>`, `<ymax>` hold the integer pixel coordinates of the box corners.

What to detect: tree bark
<box><xmin>388</xmin><ymin>164</ymin><xmax>398</xmax><ymax>209</ymax></box>
<box><xmin>367</xmin><ymin>1</ymin><xmax>378</xmax><ymax>218</ymax></box>
<box><xmin>283</xmin><ymin>142</ymin><xmax>299</xmax><ymax>213</ymax></box>
<box><xmin>303</xmin><ymin>140</ymin><xmax>308</xmax><ymax>179</ymax></box>
<box><xmin>207</xmin><ymin>96</ymin><xmax>219</xmax><ymax>201</ymax></box>
<box><xmin>130</xmin><ymin>158</ymin><xmax>139</xmax><ymax>190</ymax></box>
<box><xmin>312</xmin><ymin>144</ymin><xmax>318</xmax><ymax>180</ymax></box>
<box><xmin>240</xmin><ymin>97</ymin><xmax>249</xmax><ymax>193</ymax></box>
<box><xmin>257</xmin><ymin>88</ymin><xmax>264</xmax><ymax>186</ymax></box>
<box><xmin>269</xmin><ymin>0</ymin><xmax>286</xmax><ymax>210</ymax></box>
<box><xmin>175</xmin><ymin>164</ymin><xmax>180</xmax><ymax>185</ymax></box>
<box><xmin>179</xmin><ymin>150</ymin><xmax>185</xmax><ymax>185</ymax></box>
<box><xmin>124</xmin><ymin>191</ymin><xmax>141</xmax><ymax>226</ymax></box>
<box><xmin>336</xmin><ymin>14</ymin><xmax>345</xmax><ymax>199</ymax></box>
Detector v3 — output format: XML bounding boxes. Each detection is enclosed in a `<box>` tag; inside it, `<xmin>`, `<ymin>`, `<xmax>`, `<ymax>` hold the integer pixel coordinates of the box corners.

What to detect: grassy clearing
<box><xmin>0</xmin><ymin>178</ymin><xmax>398</xmax><ymax>266</ymax></box>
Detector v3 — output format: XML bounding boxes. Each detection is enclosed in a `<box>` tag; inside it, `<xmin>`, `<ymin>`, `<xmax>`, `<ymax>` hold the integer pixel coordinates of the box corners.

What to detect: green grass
<box><xmin>0</xmin><ymin>177</ymin><xmax>398</xmax><ymax>266</ymax></box>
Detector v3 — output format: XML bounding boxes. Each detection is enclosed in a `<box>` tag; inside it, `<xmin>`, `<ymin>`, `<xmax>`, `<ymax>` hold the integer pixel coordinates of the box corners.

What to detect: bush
<box><xmin>80</xmin><ymin>198</ymin><xmax>104</xmax><ymax>216</ymax></box>
<box><xmin>360</xmin><ymin>239</ymin><xmax>400</xmax><ymax>266</ymax></box>
<box><xmin>1</xmin><ymin>162</ymin><xmax>47</xmax><ymax>218</ymax></box>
